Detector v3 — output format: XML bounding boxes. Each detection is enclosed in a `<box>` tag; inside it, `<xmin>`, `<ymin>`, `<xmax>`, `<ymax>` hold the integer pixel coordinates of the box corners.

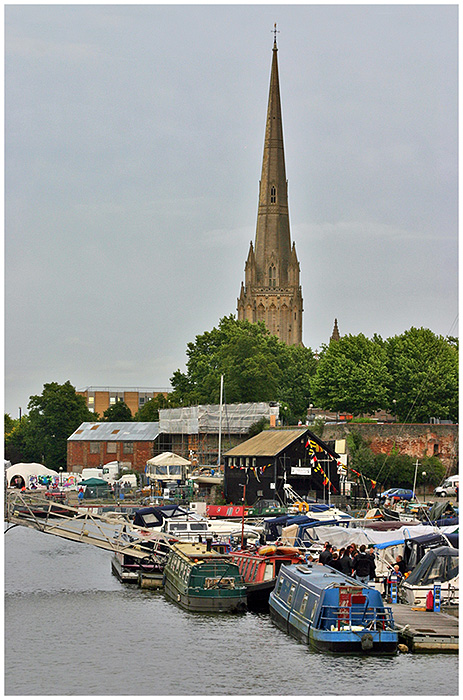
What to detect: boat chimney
<box><xmin>206</xmin><ymin>536</ymin><xmax>212</xmax><ymax>552</ymax></box>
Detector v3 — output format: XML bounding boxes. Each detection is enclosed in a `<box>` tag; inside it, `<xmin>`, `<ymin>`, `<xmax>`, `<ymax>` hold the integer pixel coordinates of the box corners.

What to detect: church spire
<box><xmin>237</xmin><ymin>31</ymin><xmax>303</xmax><ymax>346</ymax></box>
<box><xmin>330</xmin><ymin>318</ymin><xmax>340</xmax><ymax>342</ymax></box>
<box><xmin>254</xmin><ymin>24</ymin><xmax>292</xmax><ymax>284</ymax></box>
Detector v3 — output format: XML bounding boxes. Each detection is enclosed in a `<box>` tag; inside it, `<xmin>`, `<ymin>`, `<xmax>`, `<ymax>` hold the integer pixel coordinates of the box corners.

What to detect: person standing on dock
<box><xmin>339</xmin><ymin>548</ymin><xmax>353</xmax><ymax>576</ymax></box>
<box><xmin>319</xmin><ymin>543</ymin><xmax>333</xmax><ymax>565</ymax></box>
<box><xmin>353</xmin><ymin>545</ymin><xmax>374</xmax><ymax>584</ymax></box>
<box><xmin>367</xmin><ymin>547</ymin><xmax>376</xmax><ymax>580</ymax></box>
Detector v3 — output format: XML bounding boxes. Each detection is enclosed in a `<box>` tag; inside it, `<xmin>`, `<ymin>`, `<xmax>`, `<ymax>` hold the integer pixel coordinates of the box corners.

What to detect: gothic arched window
<box><xmin>270</xmin><ymin>186</ymin><xmax>276</xmax><ymax>204</ymax></box>
<box><xmin>269</xmin><ymin>265</ymin><xmax>276</xmax><ymax>287</ymax></box>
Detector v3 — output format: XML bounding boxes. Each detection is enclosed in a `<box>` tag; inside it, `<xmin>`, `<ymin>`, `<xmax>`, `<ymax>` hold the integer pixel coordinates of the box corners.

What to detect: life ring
<box><xmin>258</xmin><ymin>545</ymin><xmax>277</xmax><ymax>556</ymax></box>
<box><xmin>139</xmin><ymin>556</ymin><xmax>155</xmax><ymax>571</ymax></box>
<box><xmin>275</xmin><ymin>546</ymin><xmax>301</xmax><ymax>556</ymax></box>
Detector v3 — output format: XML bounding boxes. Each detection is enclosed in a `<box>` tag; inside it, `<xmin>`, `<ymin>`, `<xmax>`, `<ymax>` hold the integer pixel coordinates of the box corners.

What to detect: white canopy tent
<box><xmin>6</xmin><ymin>462</ymin><xmax>58</xmax><ymax>488</ymax></box>
<box><xmin>146</xmin><ymin>452</ymin><xmax>191</xmax><ymax>481</ymax></box>
<box><xmin>146</xmin><ymin>452</ymin><xmax>191</xmax><ymax>467</ymax></box>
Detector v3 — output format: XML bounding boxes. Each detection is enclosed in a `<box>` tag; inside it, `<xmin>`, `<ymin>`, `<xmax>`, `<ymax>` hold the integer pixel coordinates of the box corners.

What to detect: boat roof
<box><xmin>279</xmin><ymin>563</ymin><xmax>362</xmax><ymax>591</ymax></box>
<box><xmin>172</xmin><ymin>541</ymin><xmax>227</xmax><ymax>560</ymax></box>
<box><xmin>405</xmin><ymin>545</ymin><xmax>459</xmax><ymax>586</ymax></box>
<box><xmin>405</xmin><ymin>532</ymin><xmax>459</xmax><ymax>548</ymax></box>
<box><xmin>265</xmin><ymin>514</ymin><xmax>314</xmax><ymax>526</ymax></box>
<box><xmin>133</xmin><ymin>504</ymin><xmax>190</xmax><ymax>527</ymax></box>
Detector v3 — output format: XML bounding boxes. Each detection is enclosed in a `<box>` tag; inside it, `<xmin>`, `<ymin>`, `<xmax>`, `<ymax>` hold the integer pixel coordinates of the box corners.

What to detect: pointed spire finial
<box><xmin>272</xmin><ymin>23</ymin><xmax>279</xmax><ymax>48</ymax></box>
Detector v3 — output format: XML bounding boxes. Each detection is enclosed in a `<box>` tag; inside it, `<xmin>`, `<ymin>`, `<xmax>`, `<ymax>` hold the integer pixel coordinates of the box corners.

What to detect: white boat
<box><xmin>163</xmin><ymin>515</ymin><xmax>262</xmax><ymax>543</ymax></box>
<box><xmin>400</xmin><ymin>546</ymin><xmax>459</xmax><ymax>606</ymax></box>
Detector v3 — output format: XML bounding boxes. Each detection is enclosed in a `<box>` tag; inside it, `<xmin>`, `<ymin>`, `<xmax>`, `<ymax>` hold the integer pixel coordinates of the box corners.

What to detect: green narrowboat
<box><xmin>163</xmin><ymin>541</ymin><xmax>247</xmax><ymax>613</ymax></box>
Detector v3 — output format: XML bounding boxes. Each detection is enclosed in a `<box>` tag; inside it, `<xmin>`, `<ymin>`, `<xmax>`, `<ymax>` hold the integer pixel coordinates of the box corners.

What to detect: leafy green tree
<box><xmin>103</xmin><ymin>401</ymin><xmax>133</xmax><ymax>422</ymax></box>
<box><xmin>135</xmin><ymin>394</ymin><xmax>172</xmax><ymax>421</ymax></box>
<box><xmin>5</xmin><ymin>413</ymin><xmax>17</xmax><ymax>436</ymax></box>
<box><xmin>247</xmin><ymin>416</ymin><xmax>270</xmax><ymax>438</ymax></box>
<box><xmin>23</xmin><ymin>381</ymin><xmax>96</xmax><ymax>469</ymax></box>
<box><xmin>414</xmin><ymin>457</ymin><xmax>446</xmax><ymax>488</ymax></box>
<box><xmin>170</xmin><ymin>315</ymin><xmax>317</xmax><ymax>419</ymax></box>
<box><xmin>5</xmin><ymin>416</ymin><xmax>37</xmax><ymax>464</ymax></box>
<box><xmin>278</xmin><ymin>343</ymin><xmax>318</xmax><ymax>421</ymax></box>
<box><xmin>385</xmin><ymin>328</ymin><xmax>458</xmax><ymax>422</ymax></box>
<box><xmin>311</xmin><ymin>334</ymin><xmax>391</xmax><ymax>415</ymax></box>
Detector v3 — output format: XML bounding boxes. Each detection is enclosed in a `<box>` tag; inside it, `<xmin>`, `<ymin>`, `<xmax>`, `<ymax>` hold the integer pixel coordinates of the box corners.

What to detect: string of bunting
<box><xmin>312</xmin><ymin>458</ymin><xmax>337</xmax><ymax>493</ymax></box>
<box><xmin>229</xmin><ymin>463</ymin><xmax>271</xmax><ymax>480</ymax></box>
<box><xmin>348</xmin><ymin>465</ymin><xmax>376</xmax><ymax>489</ymax></box>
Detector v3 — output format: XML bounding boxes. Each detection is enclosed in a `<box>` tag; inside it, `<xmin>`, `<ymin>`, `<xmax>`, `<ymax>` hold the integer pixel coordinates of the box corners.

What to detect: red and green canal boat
<box><xmin>230</xmin><ymin>545</ymin><xmax>305</xmax><ymax>609</ymax></box>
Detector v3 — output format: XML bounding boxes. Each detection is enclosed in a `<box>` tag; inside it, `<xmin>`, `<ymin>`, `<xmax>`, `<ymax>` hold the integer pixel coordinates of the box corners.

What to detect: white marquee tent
<box><xmin>6</xmin><ymin>462</ymin><xmax>59</xmax><ymax>488</ymax></box>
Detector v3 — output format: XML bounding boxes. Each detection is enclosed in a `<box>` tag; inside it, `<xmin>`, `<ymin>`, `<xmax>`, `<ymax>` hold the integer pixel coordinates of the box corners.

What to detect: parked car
<box><xmin>380</xmin><ymin>488</ymin><xmax>414</xmax><ymax>501</ymax></box>
<box><xmin>434</xmin><ymin>475</ymin><xmax>459</xmax><ymax>497</ymax></box>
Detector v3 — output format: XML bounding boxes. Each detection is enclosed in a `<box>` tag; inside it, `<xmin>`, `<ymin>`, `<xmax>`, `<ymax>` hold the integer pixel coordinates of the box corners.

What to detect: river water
<box><xmin>4</xmin><ymin>526</ymin><xmax>459</xmax><ymax>696</ymax></box>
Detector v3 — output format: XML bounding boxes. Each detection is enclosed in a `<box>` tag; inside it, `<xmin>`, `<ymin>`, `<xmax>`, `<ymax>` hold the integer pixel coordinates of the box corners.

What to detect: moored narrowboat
<box><xmin>230</xmin><ymin>545</ymin><xmax>305</xmax><ymax>609</ymax></box>
<box><xmin>269</xmin><ymin>563</ymin><xmax>398</xmax><ymax>654</ymax></box>
<box><xmin>164</xmin><ymin>541</ymin><xmax>247</xmax><ymax>613</ymax></box>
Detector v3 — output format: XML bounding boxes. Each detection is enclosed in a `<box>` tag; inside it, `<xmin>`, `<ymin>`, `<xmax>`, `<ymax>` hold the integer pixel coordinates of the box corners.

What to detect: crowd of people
<box><xmin>314</xmin><ymin>541</ymin><xmax>408</xmax><ymax>599</ymax></box>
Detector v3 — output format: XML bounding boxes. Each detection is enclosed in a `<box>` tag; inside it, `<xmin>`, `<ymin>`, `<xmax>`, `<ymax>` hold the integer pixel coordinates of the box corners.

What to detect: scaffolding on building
<box><xmin>156</xmin><ymin>403</ymin><xmax>279</xmax><ymax>467</ymax></box>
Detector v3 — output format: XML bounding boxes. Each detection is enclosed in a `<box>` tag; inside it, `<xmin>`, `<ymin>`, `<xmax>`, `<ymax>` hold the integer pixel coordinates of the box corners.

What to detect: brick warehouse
<box><xmin>67</xmin><ymin>422</ymin><xmax>160</xmax><ymax>474</ymax></box>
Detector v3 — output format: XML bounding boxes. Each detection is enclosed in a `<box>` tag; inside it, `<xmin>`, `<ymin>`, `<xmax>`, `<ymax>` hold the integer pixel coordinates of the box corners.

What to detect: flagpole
<box><xmin>328</xmin><ymin>460</ymin><xmax>331</xmax><ymax>507</ymax></box>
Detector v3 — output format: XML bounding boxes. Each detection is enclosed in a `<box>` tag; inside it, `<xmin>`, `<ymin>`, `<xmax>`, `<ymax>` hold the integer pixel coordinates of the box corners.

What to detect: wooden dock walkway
<box><xmin>390</xmin><ymin>603</ymin><xmax>458</xmax><ymax>653</ymax></box>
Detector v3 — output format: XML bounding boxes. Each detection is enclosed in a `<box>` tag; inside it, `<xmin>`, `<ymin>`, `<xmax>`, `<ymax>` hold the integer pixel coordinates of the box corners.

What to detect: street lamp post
<box><xmin>422</xmin><ymin>471</ymin><xmax>427</xmax><ymax>504</ymax></box>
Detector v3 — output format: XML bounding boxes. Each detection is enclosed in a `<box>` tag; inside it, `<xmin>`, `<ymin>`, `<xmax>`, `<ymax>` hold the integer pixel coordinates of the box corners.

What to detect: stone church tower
<box><xmin>237</xmin><ymin>33</ymin><xmax>303</xmax><ymax>345</ymax></box>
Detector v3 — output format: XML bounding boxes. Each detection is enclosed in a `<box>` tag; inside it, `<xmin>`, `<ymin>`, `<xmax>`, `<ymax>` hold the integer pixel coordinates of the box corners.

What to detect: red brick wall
<box><xmin>67</xmin><ymin>440</ymin><xmax>155</xmax><ymax>473</ymax></box>
<box><xmin>321</xmin><ymin>423</ymin><xmax>458</xmax><ymax>473</ymax></box>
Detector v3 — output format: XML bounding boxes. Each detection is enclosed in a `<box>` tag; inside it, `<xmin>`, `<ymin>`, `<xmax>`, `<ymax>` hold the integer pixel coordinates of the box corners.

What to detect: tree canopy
<box><xmin>134</xmin><ymin>394</ymin><xmax>171</xmax><ymax>421</ymax></box>
<box><xmin>170</xmin><ymin>315</ymin><xmax>317</xmax><ymax>422</ymax></box>
<box><xmin>5</xmin><ymin>381</ymin><xmax>96</xmax><ymax>469</ymax></box>
<box><xmin>103</xmin><ymin>401</ymin><xmax>133</xmax><ymax>422</ymax></box>
<box><xmin>310</xmin><ymin>334</ymin><xmax>390</xmax><ymax>415</ymax></box>
<box><xmin>385</xmin><ymin>327</ymin><xmax>458</xmax><ymax>422</ymax></box>
<box><xmin>310</xmin><ymin>328</ymin><xmax>457</xmax><ymax>422</ymax></box>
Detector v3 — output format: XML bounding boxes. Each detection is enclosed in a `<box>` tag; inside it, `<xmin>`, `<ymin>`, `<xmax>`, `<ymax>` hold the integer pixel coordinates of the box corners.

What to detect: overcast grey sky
<box><xmin>5</xmin><ymin>4</ymin><xmax>458</xmax><ymax>417</ymax></box>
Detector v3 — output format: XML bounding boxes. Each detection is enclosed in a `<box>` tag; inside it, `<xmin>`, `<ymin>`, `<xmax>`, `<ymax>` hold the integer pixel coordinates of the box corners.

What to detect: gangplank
<box><xmin>5</xmin><ymin>491</ymin><xmax>172</xmax><ymax>562</ymax></box>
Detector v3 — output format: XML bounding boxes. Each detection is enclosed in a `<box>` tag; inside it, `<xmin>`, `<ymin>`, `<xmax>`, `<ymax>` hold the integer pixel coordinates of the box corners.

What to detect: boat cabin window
<box><xmin>422</xmin><ymin>556</ymin><xmax>457</xmax><ymax>585</ymax></box>
<box><xmin>287</xmin><ymin>584</ymin><xmax>296</xmax><ymax>605</ymax></box>
<box><xmin>171</xmin><ymin>523</ymin><xmax>187</xmax><ymax>531</ymax></box>
<box><xmin>300</xmin><ymin>592</ymin><xmax>309</xmax><ymax>615</ymax></box>
<box><xmin>276</xmin><ymin>578</ymin><xmax>283</xmax><ymax>597</ymax></box>
<box><xmin>263</xmin><ymin>562</ymin><xmax>274</xmax><ymax>581</ymax></box>
<box><xmin>190</xmin><ymin>523</ymin><xmax>208</xmax><ymax>532</ymax></box>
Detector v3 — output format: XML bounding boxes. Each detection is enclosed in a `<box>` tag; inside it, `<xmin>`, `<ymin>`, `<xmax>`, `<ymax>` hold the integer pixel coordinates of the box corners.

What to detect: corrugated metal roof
<box><xmin>68</xmin><ymin>422</ymin><xmax>160</xmax><ymax>442</ymax></box>
<box><xmin>224</xmin><ymin>429</ymin><xmax>308</xmax><ymax>457</ymax></box>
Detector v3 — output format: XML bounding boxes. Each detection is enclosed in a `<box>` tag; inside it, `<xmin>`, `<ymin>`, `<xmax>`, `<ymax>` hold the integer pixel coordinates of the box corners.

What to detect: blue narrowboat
<box><xmin>269</xmin><ymin>563</ymin><xmax>398</xmax><ymax>654</ymax></box>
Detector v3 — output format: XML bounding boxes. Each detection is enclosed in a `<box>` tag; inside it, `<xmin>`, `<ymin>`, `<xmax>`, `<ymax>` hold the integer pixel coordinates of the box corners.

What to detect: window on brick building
<box><xmin>89</xmin><ymin>442</ymin><xmax>100</xmax><ymax>454</ymax></box>
<box><xmin>270</xmin><ymin>186</ymin><xmax>276</xmax><ymax>203</ymax></box>
<box><xmin>107</xmin><ymin>442</ymin><xmax>117</xmax><ymax>454</ymax></box>
<box><xmin>123</xmin><ymin>442</ymin><xmax>134</xmax><ymax>454</ymax></box>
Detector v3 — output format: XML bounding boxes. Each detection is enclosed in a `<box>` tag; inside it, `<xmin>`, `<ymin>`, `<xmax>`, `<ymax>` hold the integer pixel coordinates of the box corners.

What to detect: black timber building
<box><xmin>223</xmin><ymin>429</ymin><xmax>341</xmax><ymax>504</ymax></box>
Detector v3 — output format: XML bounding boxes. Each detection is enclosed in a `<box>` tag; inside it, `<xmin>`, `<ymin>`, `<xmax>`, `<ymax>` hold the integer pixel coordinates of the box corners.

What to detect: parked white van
<box><xmin>434</xmin><ymin>475</ymin><xmax>459</xmax><ymax>497</ymax></box>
